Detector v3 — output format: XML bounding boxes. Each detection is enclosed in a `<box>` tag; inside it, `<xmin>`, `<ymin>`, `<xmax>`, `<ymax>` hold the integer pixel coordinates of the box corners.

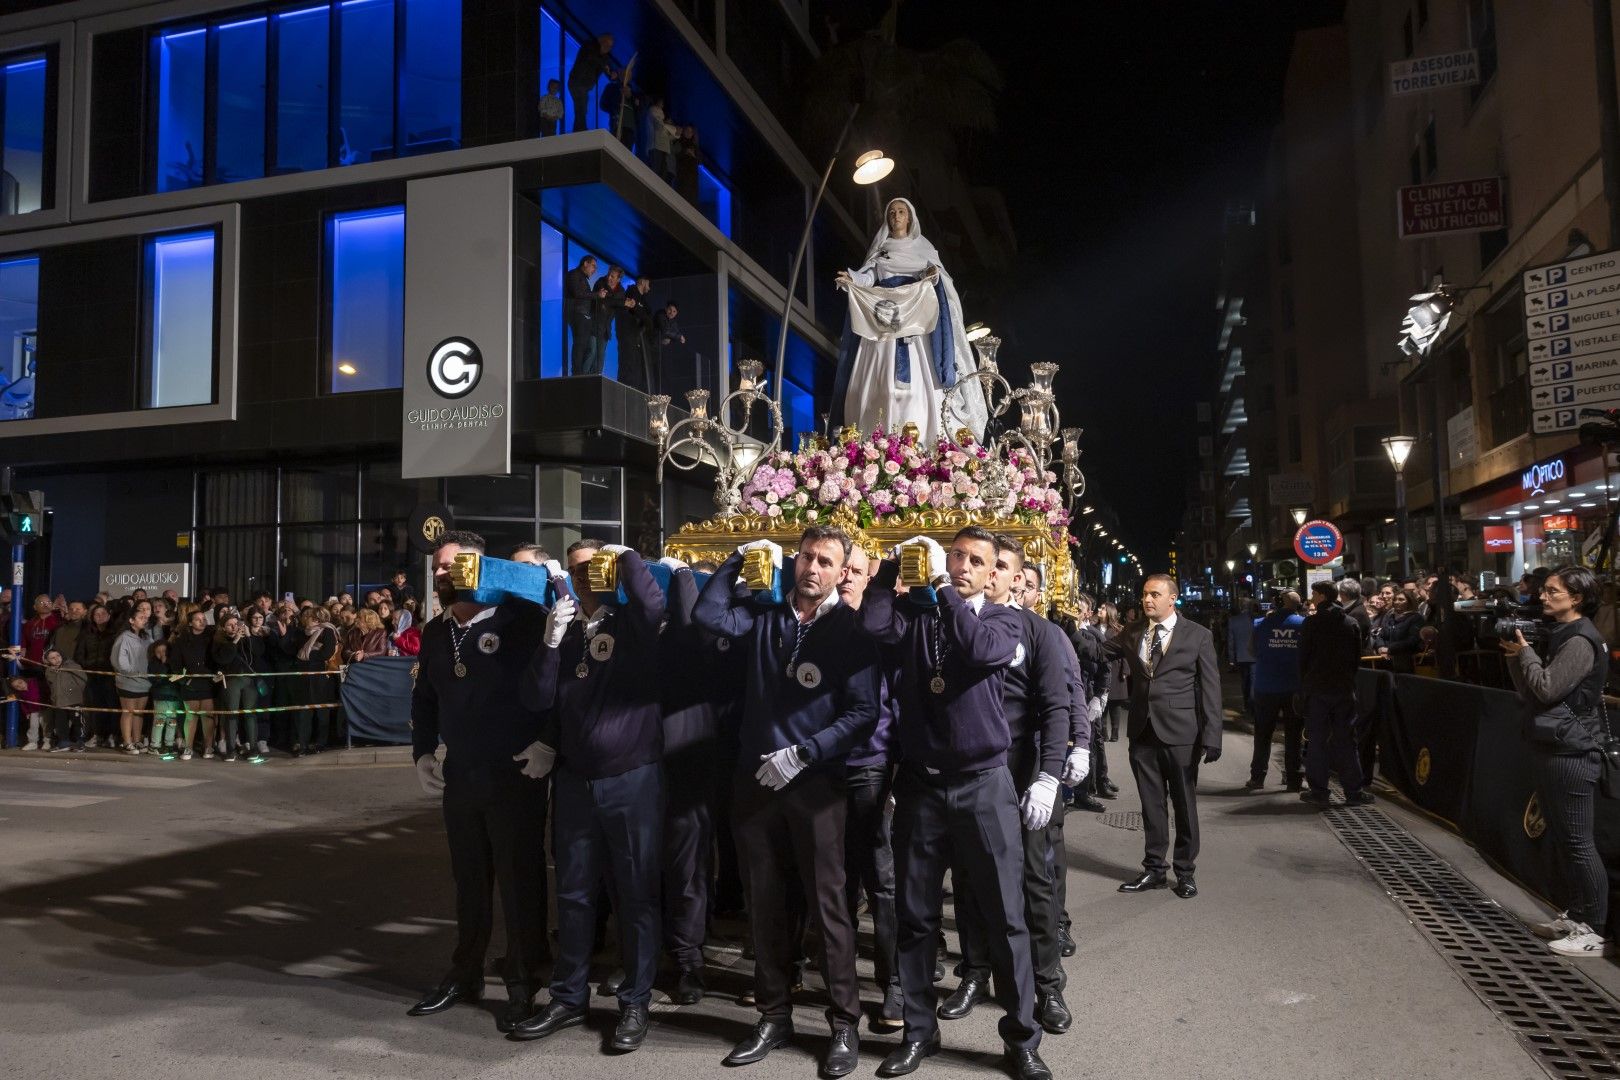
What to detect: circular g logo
<box><xmin>428</xmin><ymin>337</ymin><xmax>482</xmax><ymax>399</ymax></box>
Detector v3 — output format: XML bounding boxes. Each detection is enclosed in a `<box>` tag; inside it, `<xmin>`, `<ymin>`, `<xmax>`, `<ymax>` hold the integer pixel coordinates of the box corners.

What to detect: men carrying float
<box><xmin>407</xmin><ymin>531</ymin><xmax>554</xmax><ymax>1035</ymax></box>
<box><xmin>694</xmin><ymin>525</ymin><xmax>879</xmax><ymax>1078</ymax></box>
<box><xmin>939</xmin><ymin>535</ymin><xmax>1077</xmax><ymax>1042</ymax></box>
<box><xmin>511</xmin><ymin>539</ymin><xmax>665</xmax><ymax>1052</ymax></box>
<box><xmin>857</xmin><ymin>526</ymin><xmax>1052</xmax><ymax>1080</ymax></box>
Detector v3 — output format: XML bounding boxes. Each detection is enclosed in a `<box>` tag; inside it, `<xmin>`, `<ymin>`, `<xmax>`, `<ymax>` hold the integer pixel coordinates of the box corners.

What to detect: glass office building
<box><xmin>0</xmin><ymin>0</ymin><xmax>862</xmax><ymax>600</ymax></box>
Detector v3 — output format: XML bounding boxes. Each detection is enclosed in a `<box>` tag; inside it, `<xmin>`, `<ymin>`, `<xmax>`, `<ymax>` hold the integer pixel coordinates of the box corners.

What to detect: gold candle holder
<box><xmin>449</xmin><ymin>551</ymin><xmax>482</xmax><ymax>590</ymax></box>
<box><xmin>587</xmin><ymin>550</ymin><xmax>620</xmax><ymax>594</ymax></box>
<box><xmin>899</xmin><ymin>542</ymin><xmax>933</xmax><ymax>587</ymax></box>
<box><xmin>740</xmin><ymin>547</ymin><xmax>776</xmax><ymax>591</ymax></box>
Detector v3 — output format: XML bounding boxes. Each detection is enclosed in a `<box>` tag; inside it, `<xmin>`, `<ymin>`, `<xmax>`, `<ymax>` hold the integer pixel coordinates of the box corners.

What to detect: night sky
<box><xmin>889</xmin><ymin>0</ymin><xmax>1345</xmax><ymax>565</ymax></box>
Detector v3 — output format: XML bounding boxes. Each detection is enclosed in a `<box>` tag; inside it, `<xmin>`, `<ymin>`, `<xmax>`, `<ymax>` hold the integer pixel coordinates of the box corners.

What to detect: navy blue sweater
<box><xmin>412</xmin><ymin>599</ymin><xmax>549</xmax><ymax>768</ymax></box>
<box><xmin>660</xmin><ymin>566</ymin><xmax>745</xmax><ymax>757</ymax></box>
<box><xmin>1001</xmin><ymin>605</ymin><xmax>1072</xmax><ymax>778</ymax></box>
<box><xmin>859</xmin><ymin>560</ymin><xmax>1022</xmax><ymax>773</ymax></box>
<box><xmin>693</xmin><ymin>554</ymin><xmax>879</xmax><ymax>769</ymax></box>
<box><xmin>527</xmin><ymin>549</ymin><xmax>666</xmax><ymax>779</ymax></box>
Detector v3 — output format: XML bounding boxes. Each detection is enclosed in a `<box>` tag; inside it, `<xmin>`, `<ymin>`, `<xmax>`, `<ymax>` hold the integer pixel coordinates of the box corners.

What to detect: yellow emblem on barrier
<box><xmin>421</xmin><ymin>515</ymin><xmax>447</xmax><ymax>545</ymax></box>
<box><xmin>1524</xmin><ymin>793</ymin><xmax>1547</xmax><ymax>840</ymax></box>
<box><xmin>1414</xmin><ymin>747</ymin><xmax>1431</xmax><ymax>786</ymax></box>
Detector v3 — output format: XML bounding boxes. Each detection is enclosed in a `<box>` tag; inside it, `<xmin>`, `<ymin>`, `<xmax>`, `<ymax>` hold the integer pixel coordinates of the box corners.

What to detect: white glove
<box><xmin>602</xmin><ymin>543</ymin><xmax>631</xmax><ymax>556</ymax></box>
<box><xmin>542</xmin><ymin>559</ymin><xmax>565</xmax><ymax>580</ymax></box>
<box><xmin>1061</xmin><ymin>746</ymin><xmax>1091</xmax><ymax>788</ymax></box>
<box><xmin>1021</xmin><ymin>772</ymin><xmax>1061</xmax><ymax>830</ymax></box>
<box><xmin>544</xmin><ymin>595</ymin><xmax>577</xmax><ymax>649</ymax></box>
<box><xmin>737</xmin><ymin>539</ymin><xmax>784</xmax><ymax>568</ymax></box>
<box><xmin>415</xmin><ymin>755</ymin><xmax>445</xmax><ymax>796</ymax></box>
<box><xmin>658</xmin><ymin>556</ymin><xmax>688</xmax><ymax>572</ymax></box>
<box><xmin>513</xmin><ymin>740</ymin><xmax>557</xmax><ymax>780</ymax></box>
<box><xmin>1087</xmin><ymin>697</ymin><xmax>1105</xmax><ymax>724</ymax></box>
<box><xmin>755</xmin><ymin>745</ymin><xmax>807</xmax><ymax>790</ymax></box>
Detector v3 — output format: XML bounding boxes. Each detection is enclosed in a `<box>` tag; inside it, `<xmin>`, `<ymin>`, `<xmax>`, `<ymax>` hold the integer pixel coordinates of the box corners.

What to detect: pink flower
<box><xmin>748</xmin><ymin>496</ymin><xmax>767</xmax><ymax>514</ymax></box>
<box><xmin>883</xmin><ymin>459</ymin><xmax>901</xmax><ymax>476</ymax></box>
<box><xmin>766</xmin><ymin>504</ymin><xmax>782</xmax><ymax>518</ymax></box>
<box><xmin>895</xmin><ymin>493</ymin><xmax>912</xmax><ymax>508</ymax></box>
<box><xmin>765</xmin><ymin>491</ymin><xmax>779</xmax><ymax>505</ymax></box>
<box><xmin>817</xmin><ymin>480</ymin><xmax>841</xmax><ymax>504</ymax></box>
<box><xmin>963</xmin><ymin>497</ymin><xmax>985</xmax><ymax>511</ymax></box>
<box><xmin>806</xmin><ymin>509</ymin><xmax>819</xmax><ymax>521</ymax></box>
<box><xmin>793</xmin><ymin>491</ymin><xmax>809</xmax><ymax>507</ymax></box>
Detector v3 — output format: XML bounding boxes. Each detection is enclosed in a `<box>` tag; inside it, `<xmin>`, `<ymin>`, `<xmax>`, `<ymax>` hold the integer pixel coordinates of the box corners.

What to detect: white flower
<box><xmin>793</xmin><ymin>491</ymin><xmax>809</xmax><ymax>507</ymax></box>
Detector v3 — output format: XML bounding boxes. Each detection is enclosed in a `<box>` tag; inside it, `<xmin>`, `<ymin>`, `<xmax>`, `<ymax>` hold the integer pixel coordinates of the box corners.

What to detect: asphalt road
<box><xmin>0</xmin><ymin>731</ymin><xmax>1569</xmax><ymax>1080</ymax></box>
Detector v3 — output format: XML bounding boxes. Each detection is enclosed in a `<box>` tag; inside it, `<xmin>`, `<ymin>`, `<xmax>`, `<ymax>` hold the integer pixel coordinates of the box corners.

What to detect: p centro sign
<box><xmin>1293</xmin><ymin>520</ymin><xmax>1345</xmax><ymax>567</ymax></box>
<box><xmin>99</xmin><ymin>562</ymin><xmax>190</xmax><ymax>597</ymax></box>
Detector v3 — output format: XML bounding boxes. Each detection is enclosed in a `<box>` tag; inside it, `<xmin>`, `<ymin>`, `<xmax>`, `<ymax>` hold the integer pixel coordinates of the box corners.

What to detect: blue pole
<box><xmin>6</xmin><ymin>542</ymin><xmax>21</xmax><ymax>748</ymax></box>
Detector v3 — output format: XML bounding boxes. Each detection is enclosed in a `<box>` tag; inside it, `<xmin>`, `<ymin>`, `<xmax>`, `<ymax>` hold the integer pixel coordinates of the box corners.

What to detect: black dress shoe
<box><xmin>1005</xmin><ymin>1046</ymin><xmax>1053</xmax><ymax>1080</ymax></box>
<box><xmin>1300</xmin><ymin>788</ymin><xmax>1331</xmax><ymax>808</ymax></box>
<box><xmin>611</xmin><ymin>1003</ymin><xmax>650</xmax><ymax>1051</ymax></box>
<box><xmin>673</xmin><ymin>967</ymin><xmax>705</xmax><ymax>1005</ymax></box>
<box><xmin>1286</xmin><ymin>778</ymin><xmax>1304</xmax><ymax>792</ymax></box>
<box><xmin>1173</xmin><ymin>877</ymin><xmax>1198</xmax><ymax>899</ymax></box>
<box><xmin>598</xmin><ymin>968</ymin><xmax>625</xmax><ymax>997</ymax></box>
<box><xmin>407</xmin><ymin>979</ymin><xmax>483</xmax><ymax>1016</ymax></box>
<box><xmin>876</xmin><ymin>1035</ymin><xmax>940</xmax><ymax>1077</ymax></box>
<box><xmin>1037</xmin><ymin>991</ymin><xmax>1072</xmax><ymax>1034</ymax></box>
<box><xmin>938</xmin><ymin>976</ymin><xmax>989</xmax><ymax>1019</ymax></box>
<box><xmin>873</xmin><ymin>985</ymin><xmax>904</xmax><ymax>1031</ymax></box>
<box><xmin>1244</xmin><ymin>777</ymin><xmax>1265</xmax><ymax>791</ymax></box>
<box><xmin>497</xmin><ymin>994</ymin><xmax>533</xmax><ymax>1033</ymax></box>
<box><xmin>1101</xmin><ymin>779</ymin><xmax>1119</xmax><ymax>795</ymax></box>
<box><xmin>1118</xmin><ymin>871</ymin><xmax>1169</xmax><ymax>893</ymax></box>
<box><xmin>508</xmin><ymin>1000</ymin><xmax>588</xmax><ymax>1041</ymax></box>
<box><xmin>932</xmin><ymin>959</ymin><xmax>945</xmax><ymax>983</ymax></box>
<box><xmin>822</xmin><ymin>1027</ymin><xmax>859</xmax><ymax>1078</ymax></box>
<box><xmin>724</xmin><ymin>1018</ymin><xmax>794</xmax><ymax>1065</ymax></box>
<box><xmin>1344</xmin><ymin>789</ymin><xmax>1376</xmax><ymax>806</ymax></box>
<box><xmin>1058</xmin><ymin>926</ymin><xmax>1077</xmax><ymax>957</ymax></box>
<box><xmin>1071</xmin><ymin>794</ymin><xmax>1107</xmax><ymax>812</ymax></box>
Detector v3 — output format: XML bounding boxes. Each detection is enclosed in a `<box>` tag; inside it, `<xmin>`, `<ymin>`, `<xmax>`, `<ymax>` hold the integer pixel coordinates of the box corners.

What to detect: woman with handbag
<box><xmin>1502</xmin><ymin>564</ymin><xmax>1612</xmax><ymax>958</ymax></box>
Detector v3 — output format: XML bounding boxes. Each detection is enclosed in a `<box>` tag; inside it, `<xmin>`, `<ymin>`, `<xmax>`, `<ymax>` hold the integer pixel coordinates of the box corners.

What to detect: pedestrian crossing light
<box><xmin>1</xmin><ymin>490</ymin><xmax>46</xmax><ymax>545</ymax></box>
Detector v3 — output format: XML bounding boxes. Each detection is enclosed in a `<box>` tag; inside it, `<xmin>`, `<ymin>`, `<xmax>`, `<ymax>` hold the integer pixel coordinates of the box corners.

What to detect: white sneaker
<box><xmin>1531</xmin><ymin>911</ymin><xmax>1581</xmax><ymax>940</ymax></box>
<box><xmin>257</xmin><ymin>740</ymin><xmax>269</xmax><ymax>755</ymax></box>
<box><xmin>181</xmin><ymin>749</ymin><xmax>193</xmax><ymax>761</ymax></box>
<box><xmin>20</xmin><ymin>742</ymin><xmax>36</xmax><ymax>751</ymax></box>
<box><xmin>1549</xmin><ymin>924</ymin><xmax>1608</xmax><ymax>957</ymax></box>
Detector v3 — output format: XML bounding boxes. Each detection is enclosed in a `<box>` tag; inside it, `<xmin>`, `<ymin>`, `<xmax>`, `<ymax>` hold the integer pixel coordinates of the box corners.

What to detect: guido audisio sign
<box><xmin>400</xmin><ymin>168</ymin><xmax>514</xmax><ymax>479</ymax></box>
<box><xmin>98</xmin><ymin>562</ymin><xmax>190</xmax><ymax>597</ymax></box>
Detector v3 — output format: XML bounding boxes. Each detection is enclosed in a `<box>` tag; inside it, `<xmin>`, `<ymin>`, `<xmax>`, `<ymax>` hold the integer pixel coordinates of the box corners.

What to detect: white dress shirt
<box><xmin>1139</xmin><ymin>611</ymin><xmax>1179</xmax><ymax>666</ymax></box>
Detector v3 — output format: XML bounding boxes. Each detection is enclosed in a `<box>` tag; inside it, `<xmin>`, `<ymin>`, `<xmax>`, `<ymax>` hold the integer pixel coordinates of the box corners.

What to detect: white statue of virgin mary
<box><xmin>830</xmin><ymin>198</ymin><xmax>988</xmax><ymax>445</ymax></box>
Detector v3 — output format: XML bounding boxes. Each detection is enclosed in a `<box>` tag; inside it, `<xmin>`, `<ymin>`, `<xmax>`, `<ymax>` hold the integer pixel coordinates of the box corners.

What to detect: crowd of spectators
<box><xmin>0</xmin><ymin>571</ymin><xmax>424</xmax><ymax>760</ymax></box>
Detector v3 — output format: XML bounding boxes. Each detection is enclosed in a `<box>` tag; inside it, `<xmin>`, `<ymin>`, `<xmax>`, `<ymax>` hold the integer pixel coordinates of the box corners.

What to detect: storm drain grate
<box><xmin>1324</xmin><ymin>805</ymin><xmax>1620</xmax><ymax>1077</ymax></box>
<box><xmin>1100</xmin><ymin>811</ymin><xmax>1142</xmax><ymax>831</ymax></box>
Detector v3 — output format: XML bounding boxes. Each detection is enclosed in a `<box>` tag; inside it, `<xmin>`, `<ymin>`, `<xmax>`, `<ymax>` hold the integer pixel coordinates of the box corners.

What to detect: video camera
<box><xmin>1578</xmin><ymin>407</ymin><xmax>1620</xmax><ymax>447</ymax></box>
<box><xmin>1484</xmin><ymin>598</ymin><xmax>1546</xmax><ymax>645</ymax></box>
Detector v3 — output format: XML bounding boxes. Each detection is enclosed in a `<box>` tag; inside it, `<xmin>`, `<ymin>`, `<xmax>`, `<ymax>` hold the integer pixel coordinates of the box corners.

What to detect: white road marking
<box><xmin>0</xmin><ymin>791</ymin><xmax>116</xmax><ymax>808</ymax></box>
<box><xmin>0</xmin><ymin>765</ymin><xmax>210</xmax><ymax>789</ymax></box>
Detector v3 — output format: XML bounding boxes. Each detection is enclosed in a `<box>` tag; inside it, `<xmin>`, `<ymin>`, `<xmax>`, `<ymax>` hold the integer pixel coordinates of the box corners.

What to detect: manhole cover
<box><xmin>1101</xmin><ymin>811</ymin><xmax>1142</xmax><ymax>831</ymax></box>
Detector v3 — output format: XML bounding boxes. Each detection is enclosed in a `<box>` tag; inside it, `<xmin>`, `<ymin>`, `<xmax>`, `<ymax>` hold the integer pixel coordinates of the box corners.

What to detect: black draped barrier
<box><xmin>339</xmin><ymin>655</ymin><xmax>415</xmax><ymax>744</ymax></box>
<box><xmin>1363</xmin><ymin>669</ymin><xmax>1620</xmax><ymax>938</ymax></box>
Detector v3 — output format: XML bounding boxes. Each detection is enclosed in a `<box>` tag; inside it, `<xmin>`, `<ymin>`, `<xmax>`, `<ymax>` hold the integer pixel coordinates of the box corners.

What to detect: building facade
<box><xmin>0</xmin><ymin>0</ymin><xmax>883</xmax><ymax>600</ymax></box>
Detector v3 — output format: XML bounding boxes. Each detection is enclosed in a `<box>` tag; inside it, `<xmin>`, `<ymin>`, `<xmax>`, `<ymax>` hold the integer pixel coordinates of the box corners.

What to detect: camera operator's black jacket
<box><xmin>1300</xmin><ymin>601</ymin><xmax>1363</xmax><ymax>696</ymax></box>
<box><xmin>1511</xmin><ymin>617</ymin><xmax>1610</xmax><ymax>754</ymax></box>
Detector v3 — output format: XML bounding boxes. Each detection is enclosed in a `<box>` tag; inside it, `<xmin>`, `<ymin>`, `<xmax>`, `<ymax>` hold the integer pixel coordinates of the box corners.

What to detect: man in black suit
<box><xmin>1084</xmin><ymin>574</ymin><xmax>1222</xmax><ymax>899</ymax></box>
<box><xmin>563</xmin><ymin>256</ymin><xmax>599</xmax><ymax>376</ymax></box>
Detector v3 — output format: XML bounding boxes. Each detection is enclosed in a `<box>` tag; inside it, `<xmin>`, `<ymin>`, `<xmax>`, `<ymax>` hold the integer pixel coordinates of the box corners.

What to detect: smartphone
<box><xmin>282</xmin><ymin>591</ymin><xmax>295</xmax><ymax>604</ymax></box>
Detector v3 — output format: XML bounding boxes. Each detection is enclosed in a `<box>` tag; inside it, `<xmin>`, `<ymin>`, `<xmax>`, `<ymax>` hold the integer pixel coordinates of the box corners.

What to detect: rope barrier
<box><xmin>0</xmin><ymin>695</ymin><xmax>344</xmax><ymax>717</ymax></box>
<box><xmin>4</xmin><ymin>654</ymin><xmax>350</xmax><ymax>679</ymax></box>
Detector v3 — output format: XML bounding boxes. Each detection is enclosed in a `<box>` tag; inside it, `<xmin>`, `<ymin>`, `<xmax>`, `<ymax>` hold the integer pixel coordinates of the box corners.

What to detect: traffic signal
<box><xmin>0</xmin><ymin>490</ymin><xmax>46</xmax><ymax>545</ymax></box>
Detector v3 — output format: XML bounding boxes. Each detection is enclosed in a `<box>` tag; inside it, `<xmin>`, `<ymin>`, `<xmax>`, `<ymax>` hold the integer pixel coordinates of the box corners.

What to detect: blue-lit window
<box><xmin>154</xmin><ymin>27</ymin><xmax>206</xmax><ymax>191</ymax></box>
<box><xmin>782</xmin><ymin>378</ymin><xmax>813</xmax><ymax>443</ymax></box>
<box><xmin>538</xmin><ymin>222</ymin><xmax>623</xmax><ymax>379</ymax></box>
<box><xmin>697</xmin><ymin>166</ymin><xmax>732</xmax><ymax>237</ymax></box>
<box><xmin>215</xmin><ymin>15</ymin><xmax>267</xmax><ymax>182</ymax></box>
<box><xmin>145</xmin><ymin>231</ymin><xmax>217</xmax><ymax>408</ymax></box>
<box><xmin>1</xmin><ymin>54</ymin><xmax>49</xmax><ymax>216</ymax></box>
<box><xmin>0</xmin><ymin>256</ymin><xmax>39</xmax><ymax>420</ymax></box>
<box><xmin>275</xmin><ymin>4</ymin><xmax>330</xmax><ymax>174</ymax></box>
<box><xmin>402</xmin><ymin>0</ymin><xmax>461</xmax><ymax>153</ymax></box>
<box><xmin>151</xmin><ymin>0</ymin><xmax>460</xmax><ymax>193</ymax></box>
<box><xmin>327</xmin><ymin>206</ymin><xmax>405</xmax><ymax>393</ymax></box>
<box><xmin>539</xmin><ymin>9</ymin><xmax>586</xmax><ymax>132</ymax></box>
<box><xmin>338</xmin><ymin>0</ymin><xmax>395</xmax><ymax>164</ymax></box>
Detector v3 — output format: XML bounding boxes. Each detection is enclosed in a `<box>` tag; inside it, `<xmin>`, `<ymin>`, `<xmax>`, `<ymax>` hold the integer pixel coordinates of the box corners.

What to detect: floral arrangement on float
<box><xmin>738</xmin><ymin>424</ymin><xmax>1072</xmax><ymax>534</ymax></box>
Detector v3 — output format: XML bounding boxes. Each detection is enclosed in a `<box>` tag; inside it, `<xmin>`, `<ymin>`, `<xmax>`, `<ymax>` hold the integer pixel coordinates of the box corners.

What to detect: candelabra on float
<box><xmin>646</xmin><ymin>358</ymin><xmax>784</xmax><ymax>513</ymax></box>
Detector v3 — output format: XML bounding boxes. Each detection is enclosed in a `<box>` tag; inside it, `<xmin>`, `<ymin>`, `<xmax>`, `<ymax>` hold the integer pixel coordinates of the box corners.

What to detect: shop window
<box><xmin>538</xmin><ymin>522</ymin><xmax>621</xmax><ymax>556</ymax></box>
<box><xmin>274</xmin><ymin>5</ymin><xmax>330</xmax><ymax>174</ymax></box>
<box><xmin>216</xmin><ymin>15</ymin><xmax>267</xmax><ymax>182</ymax></box>
<box><xmin>1</xmin><ymin>53</ymin><xmax>49</xmax><ymax>215</ymax></box>
<box><xmin>145</xmin><ymin>230</ymin><xmax>216</xmax><ymax>408</ymax></box>
<box><xmin>448</xmin><ymin>467</ymin><xmax>535</xmax><ymax>518</ymax></box>
<box><xmin>0</xmin><ymin>255</ymin><xmax>38</xmax><ymax>421</ymax></box>
<box><xmin>337</xmin><ymin>0</ymin><xmax>395</xmax><ymax>165</ymax></box>
<box><xmin>153</xmin><ymin>27</ymin><xmax>206</xmax><ymax>191</ymax></box>
<box><xmin>539</xmin><ymin>221</ymin><xmax>565</xmax><ymax>377</ymax></box>
<box><xmin>540</xmin><ymin>464</ymin><xmax>619</xmax><ymax>523</ymax></box>
<box><xmin>283</xmin><ymin>463</ymin><xmax>359</xmax><ymax>523</ymax></box>
<box><xmin>327</xmin><ymin>206</ymin><xmax>405</xmax><ymax>393</ymax></box>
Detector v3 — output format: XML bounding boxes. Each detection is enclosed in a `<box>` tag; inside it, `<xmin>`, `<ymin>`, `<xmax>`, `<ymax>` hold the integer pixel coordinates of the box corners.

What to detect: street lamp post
<box><xmin>1382</xmin><ymin>435</ymin><xmax>1416</xmax><ymax>578</ymax></box>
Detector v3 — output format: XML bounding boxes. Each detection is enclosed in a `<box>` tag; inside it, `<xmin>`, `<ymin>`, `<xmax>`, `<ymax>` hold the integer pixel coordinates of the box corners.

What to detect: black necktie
<box><xmin>1147</xmin><ymin>625</ymin><xmax>1165</xmax><ymax>676</ymax></box>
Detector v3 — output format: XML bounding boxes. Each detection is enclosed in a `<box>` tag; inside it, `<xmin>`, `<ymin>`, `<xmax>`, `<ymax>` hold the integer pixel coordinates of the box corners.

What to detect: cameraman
<box><xmin>1501</xmin><ymin>565</ymin><xmax>1611</xmax><ymax>958</ymax></box>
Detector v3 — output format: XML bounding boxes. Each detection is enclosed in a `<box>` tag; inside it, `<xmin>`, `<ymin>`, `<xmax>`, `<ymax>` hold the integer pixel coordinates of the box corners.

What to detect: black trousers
<box><xmin>1087</xmin><ymin>718</ymin><xmax>1110</xmax><ymax>793</ymax></box>
<box><xmin>618</xmin><ymin>341</ymin><xmax>652</xmax><ymax>394</ymax></box>
<box><xmin>844</xmin><ymin>763</ymin><xmax>900</xmax><ymax>991</ymax></box>
<box><xmin>1107</xmin><ymin>700</ymin><xmax>1126</xmax><ymax>742</ymax></box>
<box><xmin>442</xmin><ymin>763</ymin><xmax>550</xmax><ymax>996</ymax></box>
<box><xmin>1304</xmin><ymin>690</ymin><xmax>1363</xmax><ymax>796</ymax></box>
<box><xmin>732</xmin><ymin>766</ymin><xmax>860</xmax><ymax>1031</ymax></box>
<box><xmin>893</xmin><ymin>764</ymin><xmax>1040</xmax><ymax>1050</ymax></box>
<box><xmin>1532</xmin><ymin>748</ymin><xmax>1610</xmax><ymax>929</ymax></box>
<box><xmin>959</xmin><ymin>745</ymin><xmax>1065</xmax><ymax>998</ymax></box>
<box><xmin>1250</xmin><ymin>692</ymin><xmax>1304</xmax><ymax>783</ymax></box>
<box><xmin>1128</xmin><ymin>730</ymin><xmax>1201</xmax><ymax>877</ymax></box>
<box><xmin>662</xmin><ymin>753</ymin><xmax>716</xmax><ymax>972</ymax></box>
<box><xmin>570</xmin><ymin>86</ymin><xmax>591</xmax><ymax>132</ymax></box>
<box><xmin>711</xmin><ymin>736</ymin><xmax>746</xmax><ymax>913</ymax></box>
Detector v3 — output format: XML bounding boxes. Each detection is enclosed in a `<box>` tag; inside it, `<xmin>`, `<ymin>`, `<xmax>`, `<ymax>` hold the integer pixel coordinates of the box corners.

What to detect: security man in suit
<box><xmin>694</xmin><ymin>525</ymin><xmax>879</xmax><ymax>1079</ymax></box>
<box><xmin>407</xmin><ymin>530</ymin><xmax>555</xmax><ymax>1034</ymax></box>
<box><xmin>1080</xmin><ymin>573</ymin><xmax>1222</xmax><ymax>898</ymax></box>
<box><xmin>511</xmin><ymin>539</ymin><xmax>666</xmax><ymax>1051</ymax></box>
<box><xmin>858</xmin><ymin>526</ymin><xmax>1052</xmax><ymax>1080</ymax></box>
<box><xmin>942</xmin><ymin>535</ymin><xmax>1077</xmax><ymax>1039</ymax></box>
